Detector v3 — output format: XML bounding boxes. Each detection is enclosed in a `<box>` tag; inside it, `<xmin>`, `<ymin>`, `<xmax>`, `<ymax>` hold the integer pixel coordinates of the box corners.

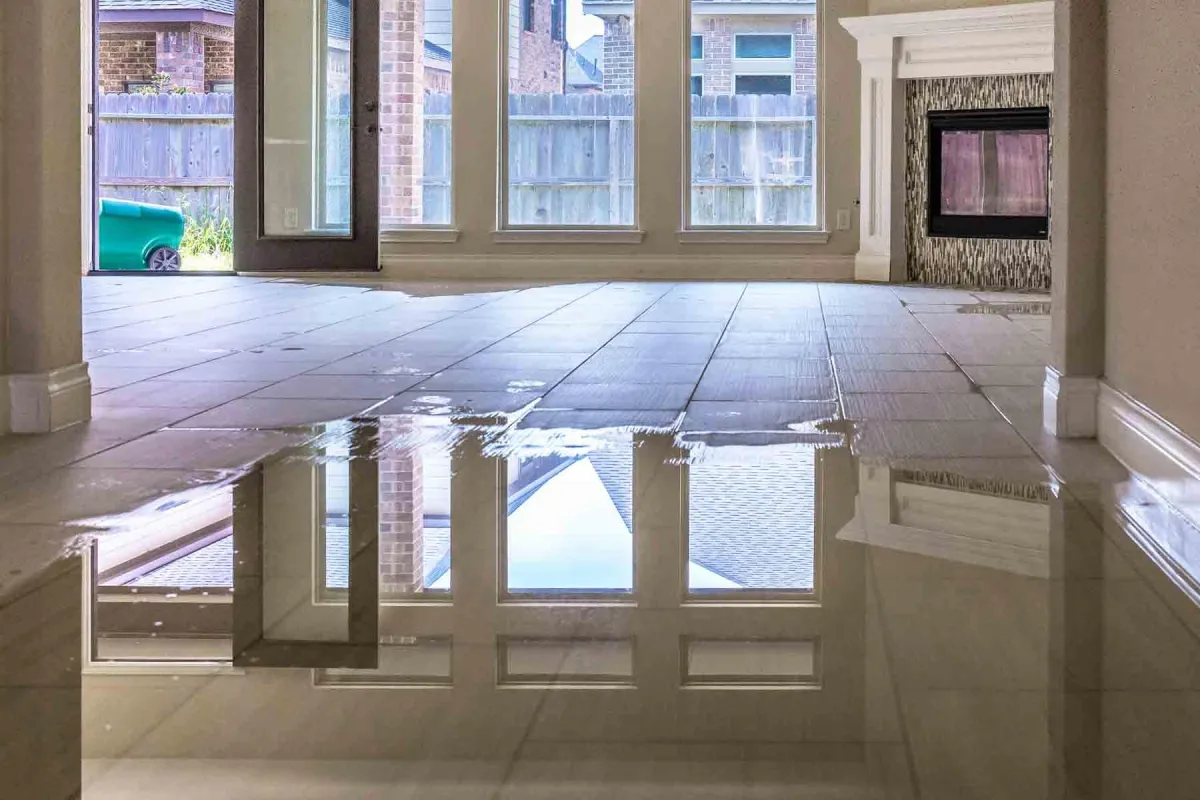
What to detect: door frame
<box><xmin>234</xmin><ymin>0</ymin><xmax>381</xmax><ymax>273</ymax></box>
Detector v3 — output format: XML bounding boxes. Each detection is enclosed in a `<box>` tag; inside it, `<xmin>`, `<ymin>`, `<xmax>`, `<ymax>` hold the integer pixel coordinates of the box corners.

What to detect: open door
<box><xmin>234</xmin><ymin>0</ymin><xmax>379</xmax><ymax>272</ymax></box>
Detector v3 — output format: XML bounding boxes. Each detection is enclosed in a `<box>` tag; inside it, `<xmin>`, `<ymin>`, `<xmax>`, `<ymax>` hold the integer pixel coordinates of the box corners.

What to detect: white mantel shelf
<box><xmin>838</xmin><ymin>2</ymin><xmax>1055</xmax><ymax>282</ymax></box>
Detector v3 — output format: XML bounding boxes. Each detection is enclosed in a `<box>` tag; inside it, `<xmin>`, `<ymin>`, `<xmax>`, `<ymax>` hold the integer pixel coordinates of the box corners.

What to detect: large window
<box><xmin>689</xmin><ymin>6</ymin><xmax>819</xmax><ymax>228</ymax></box>
<box><xmin>505</xmin><ymin>0</ymin><xmax>634</xmax><ymax>228</ymax></box>
<box><xmin>379</xmin><ymin>0</ymin><xmax>454</xmax><ymax>228</ymax></box>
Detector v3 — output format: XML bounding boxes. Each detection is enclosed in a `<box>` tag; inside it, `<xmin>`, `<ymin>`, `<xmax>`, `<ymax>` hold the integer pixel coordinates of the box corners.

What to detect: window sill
<box><xmin>381</xmin><ymin>228</ymin><xmax>460</xmax><ymax>244</ymax></box>
<box><xmin>492</xmin><ymin>229</ymin><xmax>645</xmax><ymax>245</ymax></box>
<box><xmin>678</xmin><ymin>229</ymin><xmax>832</xmax><ymax>245</ymax></box>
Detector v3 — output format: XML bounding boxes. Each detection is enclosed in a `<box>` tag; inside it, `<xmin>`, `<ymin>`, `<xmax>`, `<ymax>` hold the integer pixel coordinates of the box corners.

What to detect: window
<box><xmin>551</xmin><ymin>0</ymin><xmax>565</xmax><ymax>42</ymax></box>
<box><xmin>208</xmin><ymin>80</ymin><xmax>235</xmax><ymax>94</ymax></box>
<box><xmin>522</xmin><ymin>0</ymin><xmax>535</xmax><ymax>32</ymax></box>
<box><xmin>689</xmin><ymin>7</ymin><xmax>819</xmax><ymax>228</ymax></box>
<box><xmin>691</xmin><ymin>34</ymin><xmax>703</xmax><ymax>60</ymax></box>
<box><xmin>505</xmin><ymin>0</ymin><xmax>634</xmax><ymax>228</ymax></box>
<box><xmin>123</xmin><ymin>80</ymin><xmax>152</xmax><ymax>92</ymax></box>
<box><xmin>379</xmin><ymin>0</ymin><xmax>454</xmax><ymax>228</ymax></box>
<box><xmin>735</xmin><ymin>75</ymin><xmax>792</xmax><ymax>96</ymax></box>
<box><xmin>735</xmin><ymin>34</ymin><xmax>793</xmax><ymax>59</ymax></box>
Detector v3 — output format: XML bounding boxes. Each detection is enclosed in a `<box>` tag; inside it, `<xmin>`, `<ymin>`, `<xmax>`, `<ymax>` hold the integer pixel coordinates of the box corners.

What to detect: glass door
<box><xmin>234</xmin><ymin>0</ymin><xmax>379</xmax><ymax>271</ymax></box>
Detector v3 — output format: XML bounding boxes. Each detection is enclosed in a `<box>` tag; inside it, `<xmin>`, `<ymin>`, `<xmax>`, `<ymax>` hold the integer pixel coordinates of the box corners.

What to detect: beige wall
<box><xmin>869</xmin><ymin>0</ymin><xmax>1040</xmax><ymax>14</ymax></box>
<box><xmin>1104</xmin><ymin>0</ymin><xmax>1200</xmax><ymax>441</ymax></box>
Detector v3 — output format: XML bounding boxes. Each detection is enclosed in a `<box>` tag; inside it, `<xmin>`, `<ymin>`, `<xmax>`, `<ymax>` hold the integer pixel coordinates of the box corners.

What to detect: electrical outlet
<box><xmin>284</xmin><ymin>208</ymin><xmax>300</xmax><ymax>230</ymax></box>
<box><xmin>836</xmin><ymin>209</ymin><xmax>852</xmax><ymax>231</ymax></box>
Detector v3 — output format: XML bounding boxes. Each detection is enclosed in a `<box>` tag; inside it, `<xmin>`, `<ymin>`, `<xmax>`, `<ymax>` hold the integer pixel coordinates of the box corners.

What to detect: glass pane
<box><xmin>685</xmin><ymin>640</ymin><xmax>817</xmax><ymax>684</ymax></box>
<box><xmin>501</xmin><ymin>639</ymin><xmax>634</xmax><ymax>684</ymax></box>
<box><xmin>940</xmin><ymin>130</ymin><xmax>1049</xmax><ymax>217</ymax></box>
<box><xmin>262</xmin><ymin>0</ymin><xmax>352</xmax><ymax>236</ymax></box>
<box><xmin>506</xmin><ymin>0</ymin><xmax>634</xmax><ymax>227</ymax></box>
<box><xmin>735</xmin><ymin>34</ymin><xmax>793</xmax><ymax>59</ymax></box>
<box><xmin>734</xmin><ymin>75</ymin><xmax>792</xmax><ymax>95</ymax></box>
<box><xmin>691</xmin><ymin>6</ymin><xmax>818</xmax><ymax>227</ymax></box>
<box><xmin>380</xmin><ymin>0</ymin><xmax>454</xmax><ymax>228</ymax></box>
<box><xmin>691</xmin><ymin>35</ymin><xmax>704</xmax><ymax>59</ymax></box>
<box><xmin>687</xmin><ymin>449</ymin><xmax>816</xmax><ymax>594</ymax></box>
<box><xmin>324</xmin><ymin>423</ymin><xmax>451</xmax><ymax>598</ymax></box>
<box><xmin>505</xmin><ymin>442</ymin><xmax>633</xmax><ymax>595</ymax></box>
<box><xmin>691</xmin><ymin>75</ymin><xmax>703</xmax><ymax>96</ymax></box>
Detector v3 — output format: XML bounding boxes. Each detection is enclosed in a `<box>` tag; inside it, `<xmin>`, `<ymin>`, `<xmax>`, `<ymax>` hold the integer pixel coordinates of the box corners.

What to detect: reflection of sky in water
<box><xmin>504</xmin><ymin>458</ymin><xmax>736</xmax><ymax>592</ymax></box>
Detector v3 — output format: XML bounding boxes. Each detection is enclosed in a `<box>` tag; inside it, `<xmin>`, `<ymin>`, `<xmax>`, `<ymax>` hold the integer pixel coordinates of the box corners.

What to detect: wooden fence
<box><xmin>98</xmin><ymin>93</ymin><xmax>234</xmax><ymax>220</ymax></box>
<box><xmin>99</xmin><ymin>92</ymin><xmax>816</xmax><ymax>228</ymax></box>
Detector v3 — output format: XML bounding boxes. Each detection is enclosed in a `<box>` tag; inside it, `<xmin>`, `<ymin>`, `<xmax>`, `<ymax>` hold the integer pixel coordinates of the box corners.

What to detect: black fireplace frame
<box><xmin>927</xmin><ymin>107</ymin><xmax>1051</xmax><ymax>240</ymax></box>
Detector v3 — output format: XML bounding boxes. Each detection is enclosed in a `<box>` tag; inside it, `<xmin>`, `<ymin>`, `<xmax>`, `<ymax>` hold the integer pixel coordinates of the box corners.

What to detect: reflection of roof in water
<box><xmin>590</xmin><ymin>448</ymin><xmax>816</xmax><ymax>590</ymax></box>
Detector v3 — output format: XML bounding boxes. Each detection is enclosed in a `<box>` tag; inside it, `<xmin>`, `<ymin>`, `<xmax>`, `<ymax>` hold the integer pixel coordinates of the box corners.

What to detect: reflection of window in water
<box><xmin>688</xmin><ymin>449</ymin><xmax>816</xmax><ymax>593</ymax></box>
<box><xmin>324</xmin><ymin>435</ymin><xmax>453</xmax><ymax>595</ymax></box>
<box><xmin>502</xmin><ymin>443</ymin><xmax>816</xmax><ymax>595</ymax></box>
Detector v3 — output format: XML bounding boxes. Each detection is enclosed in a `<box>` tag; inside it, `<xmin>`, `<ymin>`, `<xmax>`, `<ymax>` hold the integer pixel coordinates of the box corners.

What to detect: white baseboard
<box><xmin>378</xmin><ymin>252</ymin><xmax>856</xmax><ymax>282</ymax></box>
<box><xmin>853</xmin><ymin>252</ymin><xmax>904</xmax><ymax>283</ymax></box>
<box><xmin>1042</xmin><ymin>367</ymin><xmax>1099</xmax><ymax>438</ymax></box>
<box><xmin>7</xmin><ymin>363</ymin><xmax>93</xmax><ymax>434</ymax></box>
<box><xmin>1098</xmin><ymin>381</ymin><xmax>1200</xmax><ymax>529</ymax></box>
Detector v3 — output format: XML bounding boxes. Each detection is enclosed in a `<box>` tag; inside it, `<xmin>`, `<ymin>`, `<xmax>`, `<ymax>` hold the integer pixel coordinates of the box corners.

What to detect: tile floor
<box><xmin>6</xmin><ymin>277</ymin><xmax>1200</xmax><ymax>799</ymax></box>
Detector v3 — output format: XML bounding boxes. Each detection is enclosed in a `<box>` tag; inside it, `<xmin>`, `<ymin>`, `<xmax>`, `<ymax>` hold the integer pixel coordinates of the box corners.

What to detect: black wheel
<box><xmin>146</xmin><ymin>246</ymin><xmax>182</xmax><ymax>272</ymax></box>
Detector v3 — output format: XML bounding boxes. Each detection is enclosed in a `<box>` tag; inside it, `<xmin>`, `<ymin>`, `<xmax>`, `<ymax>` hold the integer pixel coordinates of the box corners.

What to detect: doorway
<box><xmin>90</xmin><ymin>0</ymin><xmax>380</xmax><ymax>275</ymax></box>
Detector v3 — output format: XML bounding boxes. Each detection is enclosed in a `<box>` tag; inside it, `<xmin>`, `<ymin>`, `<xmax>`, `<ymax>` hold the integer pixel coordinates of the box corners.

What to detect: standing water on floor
<box><xmin>70</xmin><ymin>408</ymin><xmax>1200</xmax><ymax>799</ymax></box>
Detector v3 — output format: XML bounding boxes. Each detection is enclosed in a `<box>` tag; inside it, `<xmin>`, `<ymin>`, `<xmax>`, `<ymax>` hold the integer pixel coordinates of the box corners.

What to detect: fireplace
<box><xmin>927</xmin><ymin>107</ymin><xmax>1050</xmax><ymax>240</ymax></box>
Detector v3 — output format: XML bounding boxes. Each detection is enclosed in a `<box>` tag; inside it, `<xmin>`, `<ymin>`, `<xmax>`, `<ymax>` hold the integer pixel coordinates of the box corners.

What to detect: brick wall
<box><xmin>98</xmin><ymin>33</ymin><xmax>157</xmax><ymax>93</ymax></box>
<box><xmin>156</xmin><ymin>28</ymin><xmax>206</xmax><ymax>92</ymax></box>
<box><xmin>378</xmin><ymin>418</ymin><xmax>425</xmax><ymax>595</ymax></box>
<box><xmin>380</xmin><ymin>0</ymin><xmax>425</xmax><ymax>226</ymax></box>
<box><xmin>793</xmin><ymin>16</ymin><xmax>817</xmax><ymax>97</ymax></box>
<box><xmin>204</xmin><ymin>37</ymin><xmax>235</xmax><ymax>85</ymax></box>
<box><xmin>699</xmin><ymin>18</ymin><xmax>732</xmax><ymax>95</ymax></box>
<box><xmin>513</xmin><ymin>0</ymin><xmax>564</xmax><ymax>93</ymax></box>
<box><xmin>602</xmin><ymin>15</ymin><xmax>633</xmax><ymax>93</ymax></box>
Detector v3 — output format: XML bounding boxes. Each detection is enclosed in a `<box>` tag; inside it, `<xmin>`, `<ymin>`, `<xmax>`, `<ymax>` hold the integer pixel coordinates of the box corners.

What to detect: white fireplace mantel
<box><xmin>839</xmin><ymin>2</ymin><xmax>1055</xmax><ymax>282</ymax></box>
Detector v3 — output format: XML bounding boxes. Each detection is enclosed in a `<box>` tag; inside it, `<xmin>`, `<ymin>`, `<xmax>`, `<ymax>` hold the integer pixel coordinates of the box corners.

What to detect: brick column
<box><xmin>603</xmin><ymin>15</ymin><xmax>634</xmax><ymax>93</ymax></box>
<box><xmin>793</xmin><ymin>16</ymin><xmax>817</xmax><ymax>107</ymax></box>
<box><xmin>379</xmin><ymin>0</ymin><xmax>425</xmax><ymax>226</ymax></box>
<box><xmin>156</xmin><ymin>26</ymin><xmax>205</xmax><ymax>92</ymax></box>
<box><xmin>378</xmin><ymin>418</ymin><xmax>425</xmax><ymax>595</ymax></box>
<box><xmin>701</xmin><ymin>18</ymin><xmax>731</xmax><ymax>95</ymax></box>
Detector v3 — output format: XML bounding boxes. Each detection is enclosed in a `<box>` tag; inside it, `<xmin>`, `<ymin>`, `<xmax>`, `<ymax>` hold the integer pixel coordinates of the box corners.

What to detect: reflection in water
<box><xmin>81</xmin><ymin>412</ymin><xmax>1200</xmax><ymax>799</ymax></box>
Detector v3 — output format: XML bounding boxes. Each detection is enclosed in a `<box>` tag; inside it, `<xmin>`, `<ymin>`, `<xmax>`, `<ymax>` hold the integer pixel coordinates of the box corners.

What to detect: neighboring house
<box><xmin>98</xmin><ymin>0</ymin><xmax>451</xmax><ymax>96</ymax></box>
<box><xmin>566</xmin><ymin>47</ymin><xmax>603</xmax><ymax>93</ymax></box>
<box><xmin>510</xmin><ymin>0</ymin><xmax>568</xmax><ymax>93</ymax></box>
<box><xmin>98</xmin><ymin>0</ymin><xmax>237</xmax><ymax>93</ymax></box>
<box><xmin>583</xmin><ymin>0</ymin><xmax>817</xmax><ymax>96</ymax></box>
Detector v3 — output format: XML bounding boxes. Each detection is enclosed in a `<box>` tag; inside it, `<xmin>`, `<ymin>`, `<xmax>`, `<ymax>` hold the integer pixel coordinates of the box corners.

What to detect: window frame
<box><xmin>522</xmin><ymin>0</ymin><xmax>535</xmax><ymax>32</ymax></box>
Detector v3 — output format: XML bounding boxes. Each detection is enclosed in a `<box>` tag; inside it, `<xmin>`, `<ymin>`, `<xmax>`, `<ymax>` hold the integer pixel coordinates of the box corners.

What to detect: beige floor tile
<box><xmin>843</xmin><ymin>393</ymin><xmax>1002</xmax><ymax>421</ymax></box>
<box><xmin>376</xmin><ymin>390</ymin><xmax>543</xmax><ymax>416</ymax></box>
<box><xmin>0</xmin><ymin>467</ymin><xmax>228</xmax><ymax>525</ymax></box>
<box><xmin>853</xmin><ymin>421</ymin><xmax>1034</xmax><ymax>458</ymax></box>
<box><xmin>838</xmin><ymin>372</ymin><xmax>974</xmax><ymax>393</ymax></box>
<box><xmin>543</xmin><ymin>383</ymin><xmax>696</xmax><ymax>410</ymax></box>
<box><xmin>92</xmin><ymin>380</ymin><xmax>270</xmax><ymax>409</ymax></box>
<box><xmin>72</xmin><ymin>429</ymin><xmax>307</xmax><ymax>470</ymax></box>
<box><xmin>961</xmin><ymin>365</ymin><xmax>1046</xmax><ymax>386</ymax></box>
<box><xmin>833</xmin><ymin>354</ymin><xmax>958</xmax><ymax>372</ymax></box>
<box><xmin>170</xmin><ymin>398</ymin><xmax>376</xmax><ymax>429</ymax></box>
<box><xmin>249</xmin><ymin>374</ymin><xmax>423</xmax><ymax>400</ymax></box>
<box><xmin>683</xmin><ymin>401</ymin><xmax>838</xmax><ymax>432</ymax></box>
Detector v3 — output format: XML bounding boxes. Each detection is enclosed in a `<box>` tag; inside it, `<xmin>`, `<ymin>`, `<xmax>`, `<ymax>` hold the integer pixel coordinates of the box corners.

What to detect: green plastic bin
<box><xmin>98</xmin><ymin>198</ymin><xmax>186</xmax><ymax>271</ymax></box>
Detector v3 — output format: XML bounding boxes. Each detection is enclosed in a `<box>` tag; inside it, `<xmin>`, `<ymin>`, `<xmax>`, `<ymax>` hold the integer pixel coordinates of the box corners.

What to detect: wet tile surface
<box><xmin>11</xmin><ymin>279</ymin><xmax>1200</xmax><ymax>798</ymax></box>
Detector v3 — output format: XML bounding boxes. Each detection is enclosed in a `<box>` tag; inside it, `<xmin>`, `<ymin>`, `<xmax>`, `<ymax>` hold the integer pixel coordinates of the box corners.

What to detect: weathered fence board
<box><xmin>99</xmin><ymin>91</ymin><xmax>816</xmax><ymax>228</ymax></box>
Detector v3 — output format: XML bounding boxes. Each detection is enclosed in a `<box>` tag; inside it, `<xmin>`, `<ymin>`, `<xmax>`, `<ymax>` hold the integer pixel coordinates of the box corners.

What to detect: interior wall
<box><xmin>869</xmin><ymin>0</ymin><xmax>1042</xmax><ymax>13</ymax></box>
<box><xmin>905</xmin><ymin>74</ymin><xmax>1052</xmax><ymax>288</ymax></box>
<box><xmin>1104</xmin><ymin>0</ymin><xmax>1200</xmax><ymax>441</ymax></box>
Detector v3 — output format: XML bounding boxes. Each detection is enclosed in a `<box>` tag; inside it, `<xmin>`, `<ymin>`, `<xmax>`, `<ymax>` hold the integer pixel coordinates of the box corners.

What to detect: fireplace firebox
<box><xmin>927</xmin><ymin>107</ymin><xmax>1050</xmax><ymax>240</ymax></box>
